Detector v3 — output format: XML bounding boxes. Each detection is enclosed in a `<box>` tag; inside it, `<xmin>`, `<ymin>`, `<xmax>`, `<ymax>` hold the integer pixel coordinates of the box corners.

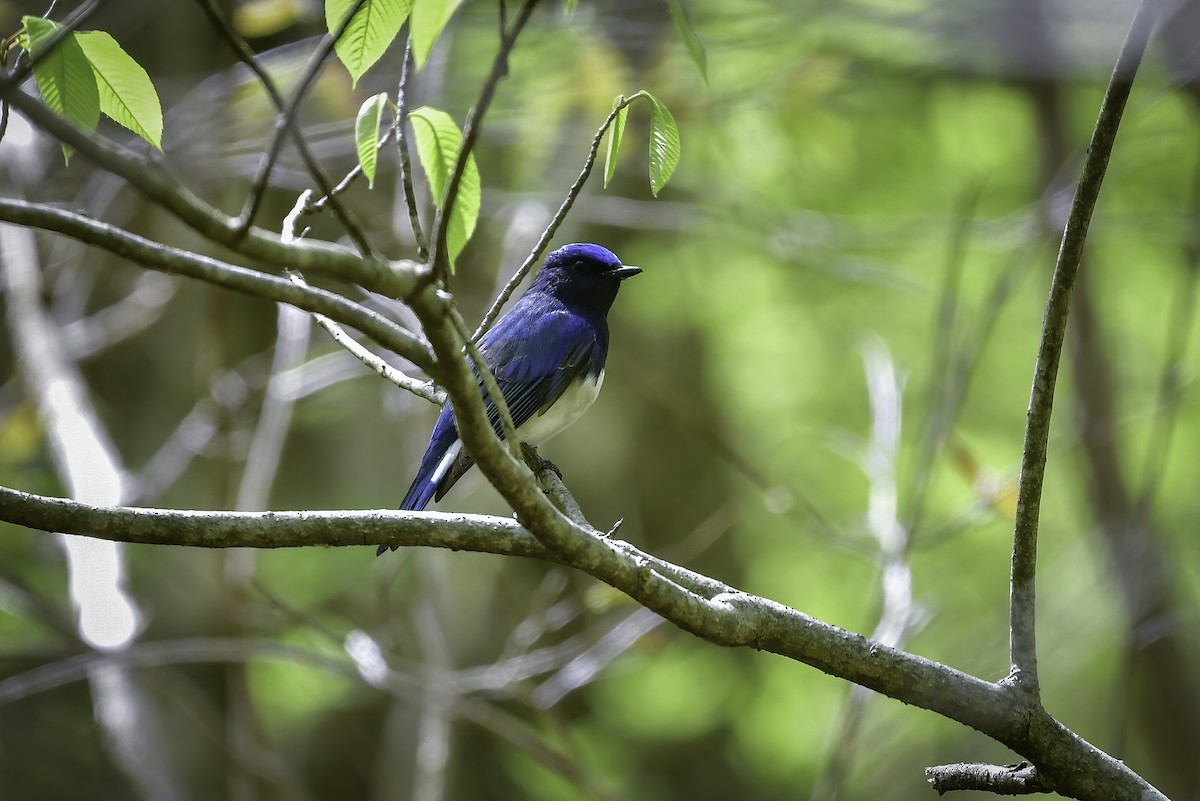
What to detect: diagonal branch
<box><xmin>473</xmin><ymin>93</ymin><xmax>636</xmax><ymax>341</ymax></box>
<box><xmin>0</xmin><ymin>83</ymin><xmax>412</xmax><ymax>295</ymax></box>
<box><xmin>0</xmin><ymin>198</ymin><xmax>436</xmax><ymax>374</ymax></box>
<box><xmin>193</xmin><ymin>0</ymin><xmax>373</xmax><ymax>255</ymax></box>
<box><xmin>428</xmin><ymin>0</ymin><xmax>539</xmax><ymax>281</ymax></box>
<box><xmin>0</xmin><ymin>483</ymin><xmax>1169</xmax><ymax>801</ymax></box>
<box><xmin>234</xmin><ymin>0</ymin><xmax>373</xmax><ymax>250</ymax></box>
<box><xmin>1007</xmin><ymin>0</ymin><xmax>1160</xmax><ymax>695</ymax></box>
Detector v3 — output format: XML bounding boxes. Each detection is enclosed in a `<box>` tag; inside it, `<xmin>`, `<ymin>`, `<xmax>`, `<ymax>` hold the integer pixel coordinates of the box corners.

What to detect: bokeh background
<box><xmin>1</xmin><ymin>0</ymin><xmax>1199</xmax><ymax>799</ymax></box>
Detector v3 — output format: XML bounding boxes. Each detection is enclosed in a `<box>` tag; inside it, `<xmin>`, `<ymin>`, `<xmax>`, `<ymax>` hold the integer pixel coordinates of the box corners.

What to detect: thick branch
<box><xmin>0</xmin><ymin>199</ymin><xmax>436</xmax><ymax>374</ymax></box>
<box><xmin>1007</xmin><ymin>0</ymin><xmax>1159</xmax><ymax>693</ymax></box>
<box><xmin>0</xmin><ymin>483</ymin><xmax>1167</xmax><ymax>800</ymax></box>
<box><xmin>925</xmin><ymin>763</ymin><xmax>1049</xmax><ymax>796</ymax></box>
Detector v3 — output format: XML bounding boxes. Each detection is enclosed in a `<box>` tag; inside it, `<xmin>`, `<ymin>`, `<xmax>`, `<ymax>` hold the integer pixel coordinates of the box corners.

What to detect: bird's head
<box><xmin>532</xmin><ymin>243</ymin><xmax>642</xmax><ymax>314</ymax></box>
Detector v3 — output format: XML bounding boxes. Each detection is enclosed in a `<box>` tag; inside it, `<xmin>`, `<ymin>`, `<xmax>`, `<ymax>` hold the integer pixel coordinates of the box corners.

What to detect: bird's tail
<box><xmin>377</xmin><ymin>417</ymin><xmax>462</xmax><ymax>556</ymax></box>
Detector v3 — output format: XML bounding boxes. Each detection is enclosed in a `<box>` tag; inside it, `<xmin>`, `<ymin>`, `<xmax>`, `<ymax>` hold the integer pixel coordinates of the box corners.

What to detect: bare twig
<box><xmin>287</xmin><ymin>270</ymin><xmax>443</xmax><ymax>404</ymax></box>
<box><xmin>393</xmin><ymin>33</ymin><xmax>429</xmax><ymax>260</ymax></box>
<box><xmin>1008</xmin><ymin>0</ymin><xmax>1160</xmax><ymax>694</ymax></box>
<box><xmin>0</xmin><ymin>198</ymin><xmax>435</xmax><ymax>373</ymax></box>
<box><xmin>473</xmin><ymin>94</ymin><xmax>636</xmax><ymax>341</ymax></box>
<box><xmin>280</xmin><ymin>191</ymin><xmax>443</xmax><ymax>403</ymax></box>
<box><xmin>235</xmin><ymin>0</ymin><xmax>373</xmax><ymax>253</ymax></box>
<box><xmin>428</xmin><ymin>0</ymin><xmax>539</xmax><ymax>281</ymax></box>
<box><xmin>193</xmin><ymin>0</ymin><xmax>373</xmax><ymax>255</ymax></box>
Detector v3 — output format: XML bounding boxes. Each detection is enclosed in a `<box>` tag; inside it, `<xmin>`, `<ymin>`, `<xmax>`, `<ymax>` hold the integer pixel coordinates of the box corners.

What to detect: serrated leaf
<box><xmin>409</xmin><ymin>106</ymin><xmax>479</xmax><ymax>267</ymax></box>
<box><xmin>411</xmin><ymin>0</ymin><xmax>463</xmax><ymax>69</ymax></box>
<box><xmin>603</xmin><ymin>97</ymin><xmax>628</xmax><ymax>188</ymax></box>
<box><xmin>664</xmin><ymin>0</ymin><xmax>707</xmax><ymax>84</ymax></box>
<box><xmin>75</xmin><ymin>30</ymin><xmax>163</xmax><ymax>150</ymax></box>
<box><xmin>355</xmin><ymin>92</ymin><xmax>389</xmax><ymax>188</ymax></box>
<box><xmin>645</xmin><ymin>93</ymin><xmax>680</xmax><ymax>196</ymax></box>
<box><xmin>23</xmin><ymin>16</ymin><xmax>100</xmax><ymax>162</ymax></box>
<box><xmin>325</xmin><ymin>0</ymin><xmax>412</xmax><ymax>86</ymax></box>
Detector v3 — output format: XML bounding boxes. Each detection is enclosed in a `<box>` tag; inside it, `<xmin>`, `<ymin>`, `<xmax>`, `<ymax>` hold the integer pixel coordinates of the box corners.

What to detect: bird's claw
<box><xmin>521</xmin><ymin>443</ymin><xmax>563</xmax><ymax>480</ymax></box>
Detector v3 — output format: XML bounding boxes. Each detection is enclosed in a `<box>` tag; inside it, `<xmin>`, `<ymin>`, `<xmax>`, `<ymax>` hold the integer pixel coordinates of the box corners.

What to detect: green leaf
<box><xmin>355</xmin><ymin>92</ymin><xmax>389</xmax><ymax>188</ymax></box>
<box><xmin>23</xmin><ymin>16</ymin><xmax>100</xmax><ymax>162</ymax></box>
<box><xmin>603</xmin><ymin>96</ymin><xmax>628</xmax><ymax>188</ymax></box>
<box><xmin>325</xmin><ymin>0</ymin><xmax>412</xmax><ymax>86</ymax></box>
<box><xmin>411</xmin><ymin>0</ymin><xmax>463</xmax><ymax>69</ymax></box>
<box><xmin>409</xmin><ymin>106</ymin><xmax>479</xmax><ymax>267</ymax></box>
<box><xmin>645</xmin><ymin>93</ymin><xmax>680</xmax><ymax>196</ymax></box>
<box><xmin>75</xmin><ymin>30</ymin><xmax>163</xmax><ymax>150</ymax></box>
<box><xmin>664</xmin><ymin>0</ymin><xmax>707</xmax><ymax>84</ymax></box>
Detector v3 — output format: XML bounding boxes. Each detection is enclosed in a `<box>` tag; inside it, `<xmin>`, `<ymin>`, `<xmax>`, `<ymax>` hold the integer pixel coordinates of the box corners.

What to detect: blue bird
<box><xmin>379</xmin><ymin>243</ymin><xmax>641</xmax><ymax>554</ymax></box>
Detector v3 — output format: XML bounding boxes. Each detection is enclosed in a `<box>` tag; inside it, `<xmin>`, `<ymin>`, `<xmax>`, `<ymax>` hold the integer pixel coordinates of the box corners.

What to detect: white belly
<box><xmin>516</xmin><ymin>370</ymin><xmax>604</xmax><ymax>446</ymax></box>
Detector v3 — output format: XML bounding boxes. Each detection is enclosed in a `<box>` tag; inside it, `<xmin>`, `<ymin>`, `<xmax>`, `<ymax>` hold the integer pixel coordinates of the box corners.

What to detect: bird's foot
<box><xmin>521</xmin><ymin>443</ymin><xmax>563</xmax><ymax>480</ymax></box>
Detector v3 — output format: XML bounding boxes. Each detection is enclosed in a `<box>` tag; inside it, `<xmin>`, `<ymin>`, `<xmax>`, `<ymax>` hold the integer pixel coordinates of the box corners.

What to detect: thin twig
<box><xmin>235</xmin><ymin>0</ymin><xmax>374</xmax><ymax>256</ymax></box>
<box><xmin>287</xmin><ymin>270</ymin><xmax>444</xmax><ymax>404</ymax></box>
<box><xmin>281</xmin><ymin>190</ymin><xmax>443</xmax><ymax>404</ymax></box>
<box><xmin>0</xmin><ymin>198</ymin><xmax>435</xmax><ymax>372</ymax></box>
<box><xmin>428</xmin><ymin>0</ymin><xmax>539</xmax><ymax>282</ymax></box>
<box><xmin>194</xmin><ymin>0</ymin><xmax>373</xmax><ymax>256</ymax></box>
<box><xmin>5</xmin><ymin>0</ymin><xmax>101</xmax><ymax>85</ymax></box>
<box><xmin>473</xmin><ymin>93</ymin><xmax>635</xmax><ymax>341</ymax></box>
<box><xmin>1007</xmin><ymin>0</ymin><xmax>1160</xmax><ymax>694</ymax></box>
<box><xmin>393</xmin><ymin>33</ymin><xmax>429</xmax><ymax>260</ymax></box>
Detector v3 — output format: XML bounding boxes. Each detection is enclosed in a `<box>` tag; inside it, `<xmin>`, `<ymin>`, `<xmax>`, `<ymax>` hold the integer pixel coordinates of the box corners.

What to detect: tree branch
<box><xmin>0</xmin><ymin>198</ymin><xmax>436</xmax><ymax>374</ymax></box>
<box><xmin>393</xmin><ymin>32</ymin><xmax>429</xmax><ymax>261</ymax></box>
<box><xmin>473</xmin><ymin>93</ymin><xmax>636</xmax><ymax>340</ymax></box>
<box><xmin>1007</xmin><ymin>0</ymin><xmax>1160</xmax><ymax>694</ymax></box>
<box><xmin>0</xmin><ymin>83</ymin><xmax>414</xmax><ymax>295</ymax></box>
<box><xmin>925</xmin><ymin>763</ymin><xmax>1049</xmax><ymax>796</ymax></box>
<box><xmin>193</xmin><ymin>0</ymin><xmax>373</xmax><ymax>255</ymax></box>
<box><xmin>428</xmin><ymin>0</ymin><xmax>539</xmax><ymax>281</ymax></box>
<box><xmin>0</xmin><ymin>482</ymin><xmax>1168</xmax><ymax>800</ymax></box>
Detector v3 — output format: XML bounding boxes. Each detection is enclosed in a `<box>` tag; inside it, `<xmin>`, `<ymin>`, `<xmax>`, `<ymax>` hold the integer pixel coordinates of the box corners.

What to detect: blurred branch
<box><xmin>62</xmin><ymin>272</ymin><xmax>177</xmax><ymax>360</ymax></box>
<box><xmin>1007</xmin><ymin>0</ymin><xmax>1159</xmax><ymax>696</ymax></box>
<box><xmin>0</xmin><ymin>220</ymin><xmax>176</xmax><ymax>800</ymax></box>
<box><xmin>814</xmin><ymin>339</ymin><xmax>919</xmax><ymax>801</ymax></box>
<box><xmin>925</xmin><ymin>763</ymin><xmax>1048</xmax><ymax>796</ymax></box>
<box><xmin>428</xmin><ymin>0</ymin><xmax>538</xmax><ymax>282</ymax></box>
<box><xmin>0</xmin><ymin>198</ymin><xmax>436</xmax><ymax>373</ymax></box>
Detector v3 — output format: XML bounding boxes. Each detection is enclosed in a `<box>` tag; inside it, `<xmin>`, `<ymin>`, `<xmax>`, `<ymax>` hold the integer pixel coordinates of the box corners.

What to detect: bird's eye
<box><xmin>572</xmin><ymin>260</ymin><xmax>587</xmax><ymax>273</ymax></box>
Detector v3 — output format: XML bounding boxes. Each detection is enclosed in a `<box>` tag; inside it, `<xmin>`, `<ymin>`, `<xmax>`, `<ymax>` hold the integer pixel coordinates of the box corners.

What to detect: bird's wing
<box><xmin>394</xmin><ymin>304</ymin><xmax>603</xmax><ymax>523</ymax></box>
<box><xmin>479</xmin><ymin>306</ymin><xmax>602</xmax><ymax>434</ymax></box>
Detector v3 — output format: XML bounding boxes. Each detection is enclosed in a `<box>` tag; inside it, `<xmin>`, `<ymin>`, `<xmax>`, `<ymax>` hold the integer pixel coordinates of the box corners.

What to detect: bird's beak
<box><xmin>610</xmin><ymin>265</ymin><xmax>643</xmax><ymax>280</ymax></box>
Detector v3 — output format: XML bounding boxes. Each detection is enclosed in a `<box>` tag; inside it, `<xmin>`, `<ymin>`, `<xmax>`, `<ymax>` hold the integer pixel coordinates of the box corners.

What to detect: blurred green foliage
<box><xmin>1</xmin><ymin>1</ymin><xmax>1198</xmax><ymax>799</ymax></box>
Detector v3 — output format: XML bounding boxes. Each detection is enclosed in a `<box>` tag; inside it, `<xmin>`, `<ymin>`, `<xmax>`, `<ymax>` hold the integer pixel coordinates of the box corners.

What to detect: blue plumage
<box><xmin>381</xmin><ymin>244</ymin><xmax>641</xmax><ymax>553</ymax></box>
